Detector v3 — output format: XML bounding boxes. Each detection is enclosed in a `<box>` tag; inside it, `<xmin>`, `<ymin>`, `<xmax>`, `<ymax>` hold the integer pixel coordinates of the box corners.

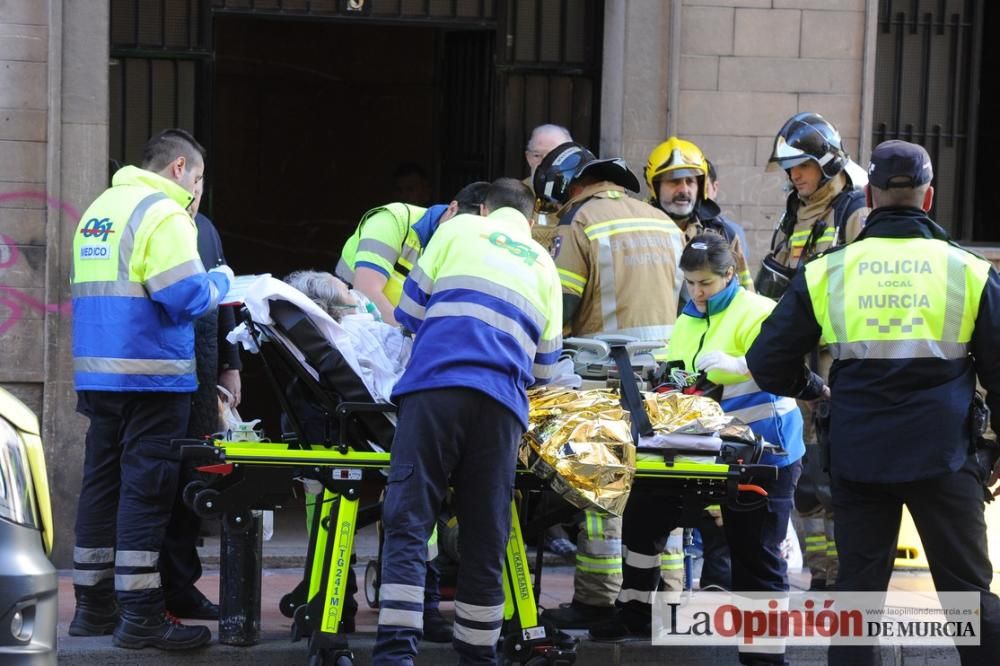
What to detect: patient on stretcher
<box><xmin>229</xmin><ymin>271</ymin><xmax>410</xmax><ymax>406</ymax></box>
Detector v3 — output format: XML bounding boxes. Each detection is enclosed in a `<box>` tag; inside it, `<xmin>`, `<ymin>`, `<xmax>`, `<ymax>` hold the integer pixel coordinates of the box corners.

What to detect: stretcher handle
<box><xmin>737</xmin><ymin>483</ymin><xmax>768</xmax><ymax>497</ymax></box>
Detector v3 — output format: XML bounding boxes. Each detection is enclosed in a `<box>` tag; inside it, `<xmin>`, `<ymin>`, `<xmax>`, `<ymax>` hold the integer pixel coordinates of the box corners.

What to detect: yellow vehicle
<box><xmin>0</xmin><ymin>387</ymin><xmax>56</xmax><ymax>665</ymax></box>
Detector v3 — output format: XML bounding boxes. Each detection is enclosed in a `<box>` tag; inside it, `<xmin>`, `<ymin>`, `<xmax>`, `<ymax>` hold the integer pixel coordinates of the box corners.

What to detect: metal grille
<box><xmin>110</xmin><ymin>0</ymin><xmax>212</xmax><ymax>170</ymax></box>
<box><xmin>494</xmin><ymin>0</ymin><xmax>603</xmax><ymax>178</ymax></box>
<box><xmin>111</xmin><ymin>0</ymin><xmax>602</xmax><ymax>184</ymax></box>
<box><xmin>872</xmin><ymin>0</ymin><xmax>982</xmax><ymax>239</ymax></box>
<box><xmin>211</xmin><ymin>0</ymin><xmax>496</xmax><ymax>24</ymax></box>
<box><xmin>441</xmin><ymin>30</ymin><xmax>495</xmax><ymax>197</ymax></box>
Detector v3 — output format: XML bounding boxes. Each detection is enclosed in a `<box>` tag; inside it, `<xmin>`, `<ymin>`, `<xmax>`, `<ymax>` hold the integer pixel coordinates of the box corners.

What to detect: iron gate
<box><xmin>110</xmin><ymin>0</ymin><xmax>604</xmax><ymax>191</ymax></box>
<box><xmin>872</xmin><ymin>0</ymin><xmax>983</xmax><ymax>239</ymax></box>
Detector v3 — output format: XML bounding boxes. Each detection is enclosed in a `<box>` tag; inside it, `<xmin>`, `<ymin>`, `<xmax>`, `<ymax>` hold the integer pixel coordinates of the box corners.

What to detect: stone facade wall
<box><xmin>674</xmin><ymin>0</ymin><xmax>867</xmax><ymax>262</ymax></box>
<box><xmin>0</xmin><ymin>0</ymin><xmax>108</xmax><ymax>567</ymax></box>
<box><xmin>603</xmin><ymin>0</ymin><xmax>869</xmax><ymax>262</ymax></box>
<box><xmin>1</xmin><ymin>0</ymin><xmax>50</xmax><ymax>415</ymax></box>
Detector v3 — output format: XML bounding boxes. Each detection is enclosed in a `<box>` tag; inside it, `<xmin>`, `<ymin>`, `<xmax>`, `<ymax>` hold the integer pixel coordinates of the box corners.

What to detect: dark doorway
<box><xmin>210</xmin><ymin>16</ymin><xmax>487</xmax><ymax>279</ymax></box>
<box><xmin>211</xmin><ymin>16</ymin><xmax>494</xmax><ymax>433</ymax></box>
<box><xmin>109</xmin><ymin>0</ymin><xmax>604</xmax><ymax>437</ymax></box>
<box><xmin>972</xmin><ymin>0</ymin><xmax>999</xmax><ymax>243</ymax></box>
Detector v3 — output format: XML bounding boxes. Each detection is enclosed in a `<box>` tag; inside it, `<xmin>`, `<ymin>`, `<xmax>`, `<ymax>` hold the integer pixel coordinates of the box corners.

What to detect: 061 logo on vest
<box><xmin>486</xmin><ymin>231</ymin><xmax>540</xmax><ymax>266</ymax></box>
<box><xmin>80</xmin><ymin>217</ymin><xmax>115</xmax><ymax>242</ymax></box>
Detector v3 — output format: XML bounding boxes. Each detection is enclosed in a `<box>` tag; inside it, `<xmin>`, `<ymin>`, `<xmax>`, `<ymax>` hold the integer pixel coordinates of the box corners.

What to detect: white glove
<box><xmin>695</xmin><ymin>351</ymin><xmax>749</xmax><ymax>377</ymax></box>
<box><xmin>209</xmin><ymin>264</ymin><xmax>235</xmax><ymax>286</ymax></box>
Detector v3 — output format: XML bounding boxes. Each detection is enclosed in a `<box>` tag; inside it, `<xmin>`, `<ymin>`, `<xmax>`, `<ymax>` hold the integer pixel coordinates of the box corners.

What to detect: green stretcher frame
<box><xmin>186</xmin><ymin>303</ymin><xmax>775</xmax><ymax>663</ymax></box>
<box><xmin>185</xmin><ymin>438</ymin><xmax>765</xmax><ymax>664</ymax></box>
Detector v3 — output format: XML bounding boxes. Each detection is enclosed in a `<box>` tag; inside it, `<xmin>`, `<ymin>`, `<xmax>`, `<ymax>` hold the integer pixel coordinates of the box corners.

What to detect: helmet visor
<box><xmin>766</xmin><ymin>136</ymin><xmax>814</xmax><ymax>172</ymax></box>
<box><xmin>653</xmin><ymin>147</ymin><xmax>705</xmax><ymax>176</ymax></box>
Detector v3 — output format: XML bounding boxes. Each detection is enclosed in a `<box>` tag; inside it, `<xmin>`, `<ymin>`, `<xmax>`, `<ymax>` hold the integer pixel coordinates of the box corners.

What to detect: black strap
<box><xmin>830</xmin><ymin>189</ymin><xmax>866</xmax><ymax>245</ymax></box>
<box><xmin>558</xmin><ymin>201</ymin><xmax>586</xmax><ymax>226</ymax></box>
<box><xmin>609</xmin><ymin>345</ymin><xmax>654</xmax><ymax>440</ymax></box>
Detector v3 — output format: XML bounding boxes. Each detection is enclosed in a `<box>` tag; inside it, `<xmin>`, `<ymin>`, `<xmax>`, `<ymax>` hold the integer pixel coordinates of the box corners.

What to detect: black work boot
<box><xmin>589</xmin><ymin>610</ymin><xmax>651</xmax><ymax>642</ymax></box>
<box><xmin>540</xmin><ymin>601</ymin><xmax>615</xmax><ymax>629</ymax></box>
<box><xmin>69</xmin><ymin>590</ymin><xmax>120</xmax><ymax>637</ymax></box>
<box><xmin>112</xmin><ymin>610</ymin><xmax>211</xmax><ymax>650</ymax></box>
<box><xmin>422</xmin><ymin>607</ymin><xmax>453</xmax><ymax>643</ymax></box>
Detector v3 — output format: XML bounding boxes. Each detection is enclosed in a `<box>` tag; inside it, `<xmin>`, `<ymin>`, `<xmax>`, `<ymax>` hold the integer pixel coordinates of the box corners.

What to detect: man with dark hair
<box><xmin>141</xmin><ymin>128</ymin><xmax>206</xmax><ymax>174</ymax></box>
<box><xmin>705</xmin><ymin>159</ymin><xmax>750</xmax><ymax>260</ymax></box>
<box><xmin>336</xmin><ymin>182</ymin><xmax>489</xmax><ymax>326</ymax></box>
<box><xmin>159</xmin><ymin>182</ymin><xmax>241</xmax><ymax>622</ymax></box>
<box><xmin>69</xmin><ymin>128</ymin><xmax>232</xmax><ymax>650</ymax></box>
<box><xmin>335</xmin><ymin>181</ymin><xmax>490</xmax><ymax>642</ymax></box>
<box><xmin>373</xmin><ymin>177</ymin><xmax>562</xmax><ymax>665</ymax></box>
<box><xmin>483</xmin><ymin>177</ymin><xmax>535</xmax><ymax>219</ymax></box>
<box><xmin>748</xmin><ymin>140</ymin><xmax>1000</xmax><ymax>666</ymax></box>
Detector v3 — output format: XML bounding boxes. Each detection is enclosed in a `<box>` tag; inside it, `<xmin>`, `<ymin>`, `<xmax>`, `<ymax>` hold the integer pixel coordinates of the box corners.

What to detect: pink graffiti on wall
<box><xmin>0</xmin><ymin>192</ymin><xmax>80</xmax><ymax>335</ymax></box>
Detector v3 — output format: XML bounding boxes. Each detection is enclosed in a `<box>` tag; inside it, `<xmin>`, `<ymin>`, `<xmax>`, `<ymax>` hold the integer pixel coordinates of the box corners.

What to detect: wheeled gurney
<box><xmin>180</xmin><ymin>290</ymin><xmax>777</xmax><ymax>665</ymax></box>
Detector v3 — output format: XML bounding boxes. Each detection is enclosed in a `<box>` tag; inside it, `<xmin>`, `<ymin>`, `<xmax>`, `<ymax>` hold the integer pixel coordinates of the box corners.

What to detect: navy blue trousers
<box><xmin>373</xmin><ymin>388</ymin><xmax>522</xmax><ymax>666</ymax></box>
<box><xmin>829</xmin><ymin>454</ymin><xmax>1000</xmax><ymax>666</ymax></box>
<box><xmin>73</xmin><ymin>390</ymin><xmax>189</xmax><ymax>615</ymax></box>
<box><xmin>620</xmin><ymin>461</ymin><xmax>800</xmax><ymax>666</ymax></box>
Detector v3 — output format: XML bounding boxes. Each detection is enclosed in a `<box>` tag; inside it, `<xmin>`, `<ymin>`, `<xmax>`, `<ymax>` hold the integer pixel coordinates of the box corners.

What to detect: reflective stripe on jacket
<box><xmin>392</xmin><ymin>207</ymin><xmax>563</xmax><ymax>428</ymax></box>
<box><xmin>747</xmin><ymin>207</ymin><xmax>1000</xmax><ymax>483</ymax></box>
<box><xmin>335</xmin><ymin>203</ymin><xmax>430</xmax><ymax>306</ymax></box>
<box><xmin>551</xmin><ymin>182</ymin><xmax>684</xmax><ymax>347</ymax></box>
<box><xmin>71</xmin><ymin>166</ymin><xmax>227</xmax><ymax>392</ymax></box>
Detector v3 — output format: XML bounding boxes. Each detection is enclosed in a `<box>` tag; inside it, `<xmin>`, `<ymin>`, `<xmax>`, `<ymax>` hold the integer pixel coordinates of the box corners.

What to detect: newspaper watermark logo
<box><xmin>652</xmin><ymin>591</ymin><xmax>980</xmax><ymax>647</ymax></box>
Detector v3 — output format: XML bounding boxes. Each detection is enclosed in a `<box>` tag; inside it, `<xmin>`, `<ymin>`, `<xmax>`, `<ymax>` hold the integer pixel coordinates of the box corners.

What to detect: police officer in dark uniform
<box><xmin>747</xmin><ymin>140</ymin><xmax>1000</xmax><ymax>666</ymax></box>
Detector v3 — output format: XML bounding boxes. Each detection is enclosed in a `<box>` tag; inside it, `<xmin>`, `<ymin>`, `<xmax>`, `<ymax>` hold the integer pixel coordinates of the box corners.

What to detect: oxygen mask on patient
<box><xmin>332</xmin><ymin>289</ymin><xmax>382</xmax><ymax>322</ymax></box>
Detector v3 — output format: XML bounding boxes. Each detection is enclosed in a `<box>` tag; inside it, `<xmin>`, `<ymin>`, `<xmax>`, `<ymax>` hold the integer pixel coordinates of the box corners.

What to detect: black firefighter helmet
<box><xmin>533</xmin><ymin>141</ymin><xmax>641</xmax><ymax>206</ymax></box>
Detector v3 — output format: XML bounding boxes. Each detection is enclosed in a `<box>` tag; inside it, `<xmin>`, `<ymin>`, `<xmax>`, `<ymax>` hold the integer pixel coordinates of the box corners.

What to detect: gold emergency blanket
<box><xmin>521</xmin><ymin>387</ymin><xmax>634</xmax><ymax>516</ymax></box>
<box><xmin>521</xmin><ymin>388</ymin><xmax>756</xmax><ymax>516</ymax></box>
<box><xmin>643</xmin><ymin>391</ymin><xmax>728</xmax><ymax>433</ymax></box>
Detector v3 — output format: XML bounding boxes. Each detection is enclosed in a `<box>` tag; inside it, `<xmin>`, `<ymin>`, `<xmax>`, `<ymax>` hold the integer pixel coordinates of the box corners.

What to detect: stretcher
<box><xmin>180</xmin><ymin>294</ymin><xmax>778</xmax><ymax>665</ymax></box>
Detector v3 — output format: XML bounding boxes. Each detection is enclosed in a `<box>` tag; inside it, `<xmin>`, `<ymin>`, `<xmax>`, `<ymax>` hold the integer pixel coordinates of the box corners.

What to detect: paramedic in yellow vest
<box><xmin>590</xmin><ymin>234</ymin><xmax>804</xmax><ymax>666</ymax></box>
<box><xmin>373</xmin><ymin>178</ymin><xmax>562</xmax><ymax>665</ymax></box>
<box><xmin>757</xmin><ymin>112</ymin><xmax>871</xmax><ymax>591</ymax></box>
<box><xmin>69</xmin><ymin>129</ymin><xmax>232</xmax><ymax>650</ymax></box>
<box><xmin>534</xmin><ymin>142</ymin><xmax>684</xmax><ymax>630</ymax></box>
<box><xmin>748</xmin><ymin>140</ymin><xmax>1000</xmax><ymax>666</ymax></box>
<box><xmin>335</xmin><ymin>181</ymin><xmax>489</xmax><ymax>325</ymax></box>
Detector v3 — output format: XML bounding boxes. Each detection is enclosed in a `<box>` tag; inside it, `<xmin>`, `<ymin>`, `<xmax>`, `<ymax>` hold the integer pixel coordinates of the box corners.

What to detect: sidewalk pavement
<box><xmin>55</xmin><ymin>515</ymin><xmax>981</xmax><ymax>664</ymax></box>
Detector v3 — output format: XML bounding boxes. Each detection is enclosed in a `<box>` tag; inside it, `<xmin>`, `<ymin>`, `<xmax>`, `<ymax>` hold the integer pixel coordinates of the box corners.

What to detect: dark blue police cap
<box><xmin>867</xmin><ymin>140</ymin><xmax>933</xmax><ymax>189</ymax></box>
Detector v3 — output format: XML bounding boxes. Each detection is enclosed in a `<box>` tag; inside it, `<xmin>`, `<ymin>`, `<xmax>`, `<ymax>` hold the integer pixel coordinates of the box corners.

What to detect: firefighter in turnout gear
<box><xmin>645</xmin><ymin>137</ymin><xmax>753</xmax><ymax>303</ymax></box>
<box><xmin>534</xmin><ymin>142</ymin><xmax>684</xmax><ymax>630</ymax></box>
<box><xmin>756</xmin><ymin>112</ymin><xmax>870</xmax><ymax>590</ymax></box>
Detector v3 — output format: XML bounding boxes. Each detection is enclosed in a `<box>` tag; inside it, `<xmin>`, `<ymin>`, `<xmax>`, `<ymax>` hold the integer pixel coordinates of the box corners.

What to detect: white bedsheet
<box><xmin>227</xmin><ymin>276</ymin><xmax>410</xmax><ymax>405</ymax></box>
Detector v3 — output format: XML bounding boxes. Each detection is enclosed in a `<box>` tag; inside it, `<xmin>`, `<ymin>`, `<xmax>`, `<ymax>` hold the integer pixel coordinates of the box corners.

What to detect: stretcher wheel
<box><xmin>182</xmin><ymin>480</ymin><xmax>206</xmax><ymax>508</ymax></box>
<box><xmin>192</xmin><ymin>488</ymin><xmax>220</xmax><ymax>518</ymax></box>
<box><xmin>225</xmin><ymin>510</ymin><xmax>253</xmax><ymax>534</ymax></box>
<box><xmin>364</xmin><ymin>559</ymin><xmax>380</xmax><ymax>608</ymax></box>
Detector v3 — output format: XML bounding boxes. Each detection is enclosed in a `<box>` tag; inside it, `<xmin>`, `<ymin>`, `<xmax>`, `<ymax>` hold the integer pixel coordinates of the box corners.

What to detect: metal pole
<box><xmin>218</xmin><ymin>511</ymin><xmax>263</xmax><ymax>646</ymax></box>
